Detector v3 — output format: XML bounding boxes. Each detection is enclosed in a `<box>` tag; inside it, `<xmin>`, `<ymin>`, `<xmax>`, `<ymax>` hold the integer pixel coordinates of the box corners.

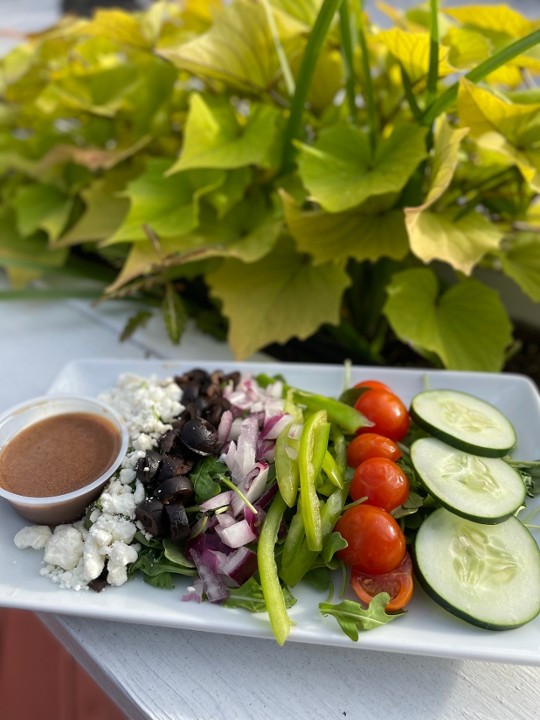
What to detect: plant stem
<box><xmin>261</xmin><ymin>0</ymin><xmax>295</xmax><ymax>96</ymax></box>
<box><xmin>339</xmin><ymin>0</ymin><xmax>357</xmax><ymax>122</ymax></box>
<box><xmin>452</xmin><ymin>167</ymin><xmax>521</xmax><ymax>221</ymax></box>
<box><xmin>356</xmin><ymin>0</ymin><xmax>377</xmax><ymax>153</ymax></box>
<box><xmin>422</xmin><ymin>29</ymin><xmax>540</xmax><ymax>125</ymax></box>
<box><xmin>0</xmin><ymin>287</ymin><xmax>104</xmax><ymax>301</ymax></box>
<box><xmin>280</xmin><ymin>0</ymin><xmax>343</xmax><ymax>175</ymax></box>
<box><xmin>426</xmin><ymin>0</ymin><xmax>439</xmax><ymax>109</ymax></box>
<box><xmin>400</xmin><ymin>64</ymin><xmax>422</xmax><ymax>120</ymax></box>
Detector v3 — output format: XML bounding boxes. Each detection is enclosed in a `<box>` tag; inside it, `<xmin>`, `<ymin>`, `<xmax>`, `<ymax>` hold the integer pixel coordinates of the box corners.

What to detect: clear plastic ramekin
<box><xmin>0</xmin><ymin>395</ymin><xmax>129</xmax><ymax>525</ymax></box>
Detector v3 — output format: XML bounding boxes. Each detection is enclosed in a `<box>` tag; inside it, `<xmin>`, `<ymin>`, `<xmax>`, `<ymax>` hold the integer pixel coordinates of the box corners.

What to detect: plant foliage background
<box><xmin>0</xmin><ymin>0</ymin><xmax>539</xmax><ymax>370</ymax></box>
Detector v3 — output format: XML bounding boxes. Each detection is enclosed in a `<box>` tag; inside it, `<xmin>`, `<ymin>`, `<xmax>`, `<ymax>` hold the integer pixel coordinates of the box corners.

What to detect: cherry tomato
<box><xmin>335</xmin><ymin>504</ymin><xmax>406</xmax><ymax>574</ymax></box>
<box><xmin>350</xmin><ymin>457</ymin><xmax>410</xmax><ymax>512</ymax></box>
<box><xmin>354</xmin><ymin>389</ymin><xmax>410</xmax><ymax>441</ymax></box>
<box><xmin>354</xmin><ymin>379</ymin><xmax>392</xmax><ymax>393</ymax></box>
<box><xmin>346</xmin><ymin>432</ymin><xmax>402</xmax><ymax>468</ymax></box>
<box><xmin>351</xmin><ymin>553</ymin><xmax>414</xmax><ymax>611</ymax></box>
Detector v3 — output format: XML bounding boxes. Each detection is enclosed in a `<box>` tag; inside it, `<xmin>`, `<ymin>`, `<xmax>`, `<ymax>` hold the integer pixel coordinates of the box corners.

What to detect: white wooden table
<box><xmin>1</xmin><ymin>2</ymin><xmax>539</xmax><ymax>718</ymax></box>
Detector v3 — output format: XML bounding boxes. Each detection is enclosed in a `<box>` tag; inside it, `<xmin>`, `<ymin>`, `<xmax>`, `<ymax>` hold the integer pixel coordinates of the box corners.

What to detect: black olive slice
<box><xmin>158</xmin><ymin>428</ymin><xmax>182</xmax><ymax>455</ymax></box>
<box><xmin>135</xmin><ymin>498</ymin><xmax>168</xmax><ymax>537</ymax></box>
<box><xmin>88</xmin><ymin>568</ymin><xmax>109</xmax><ymax>593</ymax></box>
<box><xmin>165</xmin><ymin>503</ymin><xmax>191</xmax><ymax>544</ymax></box>
<box><xmin>179</xmin><ymin>418</ymin><xmax>218</xmax><ymax>457</ymax></box>
<box><xmin>204</xmin><ymin>396</ymin><xmax>231</xmax><ymax>428</ymax></box>
<box><xmin>157</xmin><ymin>454</ymin><xmax>194</xmax><ymax>481</ymax></box>
<box><xmin>135</xmin><ymin>450</ymin><xmax>162</xmax><ymax>485</ymax></box>
<box><xmin>155</xmin><ymin>475</ymin><xmax>194</xmax><ymax>505</ymax></box>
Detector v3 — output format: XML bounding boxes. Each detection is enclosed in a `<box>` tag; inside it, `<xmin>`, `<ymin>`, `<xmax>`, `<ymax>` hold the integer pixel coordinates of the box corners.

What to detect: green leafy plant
<box><xmin>0</xmin><ymin>0</ymin><xmax>539</xmax><ymax>371</ymax></box>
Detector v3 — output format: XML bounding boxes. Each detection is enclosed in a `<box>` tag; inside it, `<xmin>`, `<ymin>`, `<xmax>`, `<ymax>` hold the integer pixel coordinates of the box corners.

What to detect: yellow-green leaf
<box><xmin>106</xmin><ymin>192</ymin><xmax>282</xmax><ymax>293</ymax></box>
<box><xmin>310</xmin><ymin>49</ymin><xmax>344</xmax><ymax>114</ymax></box>
<box><xmin>406</xmin><ymin>208</ymin><xmax>502</xmax><ymax>275</ymax></box>
<box><xmin>498</xmin><ymin>235</ymin><xmax>540</xmax><ymax>302</ymax></box>
<box><xmin>167</xmin><ymin>94</ymin><xmax>283</xmax><ymax>173</ymax></box>
<box><xmin>282</xmin><ymin>192</ymin><xmax>408</xmax><ymax>264</ymax></box>
<box><xmin>56</xmin><ymin>171</ymin><xmax>133</xmax><ymax>247</ymax></box>
<box><xmin>425</xmin><ymin>118</ymin><xmax>470</xmax><ymax>208</ymax></box>
<box><xmin>458</xmin><ymin>79</ymin><xmax>540</xmax><ymax>190</ymax></box>
<box><xmin>12</xmin><ymin>184</ymin><xmax>72</xmax><ymax>241</ymax></box>
<box><xmin>158</xmin><ymin>0</ymin><xmax>305</xmax><ymax>93</ymax></box>
<box><xmin>207</xmin><ymin>235</ymin><xmax>351</xmax><ymax>359</ymax></box>
<box><xmin>376</xmin><ymin>28</ymin><xmax>455</xmax><ymax>84</ymax></box>
<box><xmin>76</xmin><ymin>8</ymin><xmax>156</xmax><ymax>50</ymax></box>
<box><xmin>458</xmin><ymin>79</ymin><xmax>540</xmax><ymax>147</ymax></box>
<box><xmin>444</xmin><ymin>5</ymin><xmax>535</xmax><ymax>39</ymax></box>
<box><xmin>205</xmin><ymin>168</ymin><xmax>252</xmax><ymax>219</ymax></box>
<box><xmin>106</xmin><ymin>159</ymin><xmax>224</xmax><ymax>244</ymax></box>
<box><xmin>443</xmin><ymin>27</ymin><xmax>491</xmax><ymax>70</ymax></box>
<box><xmin>271</xmin><ymin>0</ymin><xmax>322</xmax><ymax>26</ymax></box>
<box><xmin>297</xmin><ymin>124</ymin><xmax>427</xmax><ymax>213</ymax></box>
<box><xmin>0</xmin><ymin>208</ymin><xmax>67</xmax><ymax>287</ymax></box>
<box><xmin>384</xmin><ymin>268</ymin><xmax>512</xmax><ymax>371</ymax></box>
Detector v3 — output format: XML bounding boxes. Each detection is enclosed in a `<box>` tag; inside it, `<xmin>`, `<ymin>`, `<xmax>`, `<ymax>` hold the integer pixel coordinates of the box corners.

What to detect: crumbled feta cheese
<box><xmin>107</xmin><ymin>542</ymin><xmax>138</xmax><ymax>587</ymax></box>
<box><xmin>100</xmin><ymin>491</ymin><xmax>136</xmax><ymax>518</ymax></box>
<box><xmin>44</xmin><ymin>526</ymin><xmax>84</xmax><ymax>571</ymax></box>
<box><xmin>14</xmin><ymin>525</ymin><xmax>52</xmax><ymax>550</ymax></box>
<box><xmin>119</xmin><ymin>468</ymin><xmax>136</xmax><ymax>485</ymax></box>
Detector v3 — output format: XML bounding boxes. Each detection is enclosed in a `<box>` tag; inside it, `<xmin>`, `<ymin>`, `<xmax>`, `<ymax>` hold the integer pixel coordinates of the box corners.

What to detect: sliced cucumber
<box><xmin>414</xmin><ymin>508</ymin><xmax>540</xmax><ymax>630</ymax></box>
<box><xmin>410</xmin><ymin>389</ymin><xmax>516</xmax><ymax>457</ymax></box>
<box><xmin>410</xmin><ymin>437</ymin><xmax>526</xmax><ymax>524</ymax></box>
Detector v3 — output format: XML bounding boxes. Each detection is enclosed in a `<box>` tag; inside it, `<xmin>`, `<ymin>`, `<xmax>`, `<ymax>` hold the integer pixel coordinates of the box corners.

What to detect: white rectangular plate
<box><xmin>1</xmin><ymin>359</ymin><xmax>539</xmax><ymax>665</ymax></box>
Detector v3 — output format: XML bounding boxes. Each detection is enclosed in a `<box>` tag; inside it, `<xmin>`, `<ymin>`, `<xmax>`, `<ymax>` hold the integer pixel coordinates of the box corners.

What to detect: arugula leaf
<box><xmin>223</xmin><ymin>575</ymin><xmax>297</xmax><ymax>613</ymax></box>
<box><xmin>129</xmin><ymin>543</ymin><xmax>197</xmax><ymax>589</ymax></box>
<box><xmin>320</xmin><ymin>531</ymin><xmax>347</xmax><ymax>567</ymax></box>
<box><xmin>190</xmin><ymin>457</ymin><xmax>230</xmax><ymax>503</ymax></box>
<box><xmin>319</xmin><ymin>593</ymin><xmax>404</xmax><ymax>641</ymax></box>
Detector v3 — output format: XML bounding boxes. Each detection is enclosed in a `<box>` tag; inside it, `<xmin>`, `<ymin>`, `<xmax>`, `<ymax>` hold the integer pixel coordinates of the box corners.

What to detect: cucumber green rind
<box><xmin>413</xmin><ymin>508</ymin><xmax>540</xmax><ymax>631</ymax></box>
<box><xmin>410</xmin><ymin>437</ymin><xmax>526</xmax><ymax>524</ymax></box>
<box><xmin>410</xmin><ymin>389</ymin><xmax>517</xmax><ymax>458</ymax></box>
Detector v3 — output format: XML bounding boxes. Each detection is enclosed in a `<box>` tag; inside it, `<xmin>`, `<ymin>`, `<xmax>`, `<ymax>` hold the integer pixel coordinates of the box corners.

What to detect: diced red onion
<box><xmin>257</xmin><ymin>439</ymin><xmax>275</xmax><ymax>463</ymax></box>
<box><xmin>216</xmin><ymin>519</ymin><xmax>257</xmax><ymax>548</ymax></box>
<box><xmin>182</xmin><ymin>578</ymin><xmax>204</xmax><ymax>603</ymax></box>
<box><xmin>260</xmin><ymin>413</ymin><xmax>292</xmax><ymax>440</ymax></box>
<box><xmin>254</xmin><ymin>482</ymin><xmax>278</xmax><ymax>512</ymax></box>
<box><xmin>199</xmin><ymin>490</ymin><xmax>233</xmax><ymax>512</ymax></box>
<box><xmin>222</xmin><ymin>415</ymin><xmax>258</xmax><ymax>483</ymax></box>
<box><xmin>217</xmin><ymin>410</ymin><xmax>234</xmax><ymax>446</ymax></box>
<box><xmin>220</xmin><ymin>547</ymin><xmax>258</xmax><ymax>587</ymax></box>
<box><xmin>216</xmin><ymin>511</ymin><xmax>236</xmax><ymax>528</ymax></box>
<box><xmin>189</xmin><ymin>548</ymin><xmax>229</xmax><ymax>603</ymax></box>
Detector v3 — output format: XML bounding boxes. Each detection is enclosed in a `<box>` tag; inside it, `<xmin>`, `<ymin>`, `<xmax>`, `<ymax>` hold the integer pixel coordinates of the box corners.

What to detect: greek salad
<box><xmin>13</xmin><ymin>367</ymin><xmax>540</xmax><ymax>645</ymax></box>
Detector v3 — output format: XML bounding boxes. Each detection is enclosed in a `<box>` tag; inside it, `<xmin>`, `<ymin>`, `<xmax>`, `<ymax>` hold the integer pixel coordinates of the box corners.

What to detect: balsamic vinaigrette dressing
<box><xmin>0</xmin><ymin>412</ymin><xmax>121</xmax><ymax>498</ymax></box>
